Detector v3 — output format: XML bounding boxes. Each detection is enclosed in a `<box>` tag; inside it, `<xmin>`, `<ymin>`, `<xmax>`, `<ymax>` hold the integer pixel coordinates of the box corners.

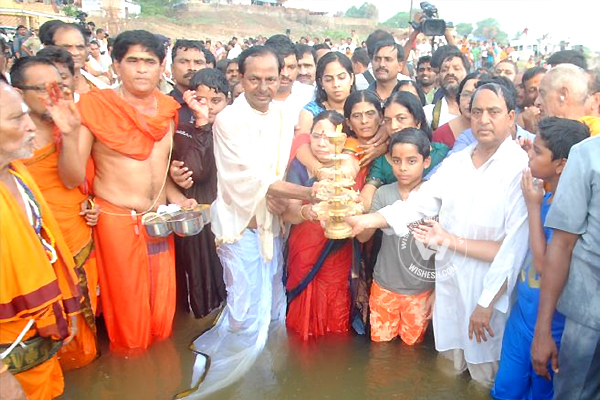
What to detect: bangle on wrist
<box><xmin>300</xmin><ymin>204</ymin><xmax>310</xmax><ymax>221</ymax></box>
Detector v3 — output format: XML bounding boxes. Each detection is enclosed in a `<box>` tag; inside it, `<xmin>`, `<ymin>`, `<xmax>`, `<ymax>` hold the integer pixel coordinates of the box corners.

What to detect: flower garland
<box><xmin>9</xmin><ymin>167</ymin><xmax>58</xmax><ymax>264</ymax></box>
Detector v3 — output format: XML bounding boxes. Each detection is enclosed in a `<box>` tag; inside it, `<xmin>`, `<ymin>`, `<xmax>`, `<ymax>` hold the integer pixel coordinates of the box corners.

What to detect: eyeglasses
<box><xmin>15</xmin><ymin>83</ymin><xmax>68</xmax><ymax>93</ymax></box>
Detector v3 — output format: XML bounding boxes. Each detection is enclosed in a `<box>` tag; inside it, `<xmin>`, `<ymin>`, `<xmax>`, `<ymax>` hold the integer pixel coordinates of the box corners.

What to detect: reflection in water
<box><xmin>60</xmin><ymin>314</ymin><xmax>491</xmax><ymax>400</ymax></box>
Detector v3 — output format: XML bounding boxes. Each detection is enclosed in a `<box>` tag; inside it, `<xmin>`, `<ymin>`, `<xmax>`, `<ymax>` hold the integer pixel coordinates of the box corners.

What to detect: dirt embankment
<box><xmin>98</xmin><ymin>5</ymin><xmax>405</xmax><ymax>43</ymax></box>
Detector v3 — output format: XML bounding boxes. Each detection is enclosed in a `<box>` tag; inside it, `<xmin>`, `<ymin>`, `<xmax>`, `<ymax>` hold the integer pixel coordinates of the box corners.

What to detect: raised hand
<box><xmin>183</xmin><ymin>90</ymin><xmax>209</xmax><ymax>127</ymax></box>
<box><xmin>359</xmin><ymin>129</ymin><xmax>388</xmax><ymax>167</ymax></box>
<box><xmin>521</xmin><ymin>168</ymin><xmax>545</xmax><ymax>208</ymax></box>
<box><xmin>520</xmin><ymin>106</ymin><xmax>541</xmax><ymax>134</ymax></box>
<box><xmin>45</xmin><ymin>82</ymin><xmax>81</xmax><ymax>137</ymax></box>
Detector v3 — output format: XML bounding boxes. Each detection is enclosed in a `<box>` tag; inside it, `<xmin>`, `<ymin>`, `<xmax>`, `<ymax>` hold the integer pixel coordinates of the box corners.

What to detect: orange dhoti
<box><xmin>93</xmin><ymin>198</ymin><xmax>176</xmax><ymax>352</ymax></box>
<box><xmin>22</xmin><ymin>143</ymin><xmax>99</xmax><ymax>370</ymax></box>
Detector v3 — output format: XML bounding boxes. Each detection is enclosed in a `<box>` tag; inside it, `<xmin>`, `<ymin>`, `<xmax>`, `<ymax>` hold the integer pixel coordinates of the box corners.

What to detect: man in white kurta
<box><xmin>348</xmin><ymin>83</ymin><xmax>530</xmax><ymax>386</ymax></box>
<box><xmin>184</xmin><ymin>46</ymin><xmax>314</xmax><ymax>399</ymax></box>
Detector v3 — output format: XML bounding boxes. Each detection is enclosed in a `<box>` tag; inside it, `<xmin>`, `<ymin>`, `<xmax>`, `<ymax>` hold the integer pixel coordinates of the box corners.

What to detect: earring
<box><xmin>560</xmin><ymin>95</ymin><xmax>565</xmax><ymax>102</ymax></box>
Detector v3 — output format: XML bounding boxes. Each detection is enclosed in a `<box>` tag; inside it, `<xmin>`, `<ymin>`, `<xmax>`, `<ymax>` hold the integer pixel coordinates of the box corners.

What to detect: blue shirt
<box><xmin>513</xmin><ymin>192</ymin><xmax>565</xmax><ymax>340</ymax></box>
<box><xmin>303</xmin><ymin>101</ymin><xmax>325</xmax><ymax>118</ymax></box>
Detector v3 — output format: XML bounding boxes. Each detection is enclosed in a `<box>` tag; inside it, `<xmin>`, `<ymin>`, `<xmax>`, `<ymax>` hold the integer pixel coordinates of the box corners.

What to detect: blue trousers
<box><xmin>491</xmin><ymin>314</ymin><xmax>556</xmax><ymax>400</ymax></box>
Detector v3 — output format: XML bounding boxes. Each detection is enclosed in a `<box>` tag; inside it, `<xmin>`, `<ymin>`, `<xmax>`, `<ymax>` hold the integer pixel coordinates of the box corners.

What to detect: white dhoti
<box><xmin>185</xmin><ymin>229</ymin><xmax>286</xmax><ymax>399</ymax></box>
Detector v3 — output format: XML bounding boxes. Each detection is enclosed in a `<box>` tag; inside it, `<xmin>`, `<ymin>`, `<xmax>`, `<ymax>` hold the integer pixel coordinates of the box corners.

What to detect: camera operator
<box><xmin>402</xmin><ymin>3</ymin><xmax>456</xmax><ymax>79</ymax></box>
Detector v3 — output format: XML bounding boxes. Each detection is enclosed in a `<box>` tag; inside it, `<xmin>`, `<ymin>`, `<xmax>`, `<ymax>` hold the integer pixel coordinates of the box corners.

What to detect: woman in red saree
<box><xmin>285</xmin><ymin>111</ymin><xmax>355</xmax><ymax>341</ymax></box>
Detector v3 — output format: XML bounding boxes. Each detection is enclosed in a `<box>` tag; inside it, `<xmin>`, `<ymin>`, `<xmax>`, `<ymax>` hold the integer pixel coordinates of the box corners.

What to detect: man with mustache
<box><xmin>265</xmin><ymin>34</ymin><xmax>314</xmax><ymax>119</ymax></box>
<box><xmin>45</xmin><ymin>22</ymin><xmax>109</xmax><ymax>96</ymax></box>
<box><xmin>368</xmin><ymin>40</ymin><xmax>407</xmax><ymax>106</ymax></box>
<box><xmin>169</xmin><ymin>68</ymin><xmax>229</xmax><ymax>320</ymax></box>
<box><xmin>186</xmin><ymin>46</ymin><xmax>316</xmax><ymax>396</ymax></box>
<box><xmin>416</xmin><ymin>55</ymin><xmax>438</xmax><ymax>105</ymax></box>
<box><xmin>167</xmin><ymin>39</ymin><xmax>213</xmax><ymax>317</ymax></box>
<box><xmin>170</xmin><ymin>40</ymin><xmax>207</xmax><ymax>99</ymax></box>
<box><xmin>424</xmin><ymin>52</ymin><xmax>470</xmax><ymax>130</ymax></box>
<box><xmin>295</xmin><ymin>43</ymin><xmax>317</xmax><ymax>86</ymax></box>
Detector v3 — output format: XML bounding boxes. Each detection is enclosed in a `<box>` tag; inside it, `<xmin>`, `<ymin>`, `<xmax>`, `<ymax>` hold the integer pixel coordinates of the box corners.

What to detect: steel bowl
<box><xmin>142</xmin><ymin>213</ymin><xmax>172</xmax><ymax>238</ymax></box>
<box><xmin>197</xmin><ymin>204</ymin><xmax>211</xmax><ymax>224</ymax></box>
<box><xmin>168</xmin><ymin>211</ymin><xmax>204</xmax><ymax>237</ymax></box>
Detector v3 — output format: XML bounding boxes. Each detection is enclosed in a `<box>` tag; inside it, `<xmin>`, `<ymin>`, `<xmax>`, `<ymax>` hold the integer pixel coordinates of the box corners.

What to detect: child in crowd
<box><xmin>491</xmin><ymin>117</ymin><xmax>590</xmax><ymax>400</ymax></box>
<box><xmin>357</xmin><ymin>128</ymin><xmax>435</xmax><ymax>344</ymax></box>
<box><xmin>170</xmin><ymin>68</ymin><xmax>230</xmax><ymax>319</ymax></box>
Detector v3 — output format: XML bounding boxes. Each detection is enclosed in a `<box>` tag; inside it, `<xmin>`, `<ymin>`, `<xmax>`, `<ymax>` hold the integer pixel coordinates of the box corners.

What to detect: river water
<box><xmin>59</xmin><ymin>311</ymin><xmax>491</xmax><ymax>400</ymax></box>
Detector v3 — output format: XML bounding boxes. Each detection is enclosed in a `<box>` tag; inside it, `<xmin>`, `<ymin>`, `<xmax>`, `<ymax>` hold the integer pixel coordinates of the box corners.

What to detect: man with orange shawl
<box><xmin>11</xmin><ymin>56</ymin><xmax>100</xmax><ymax>371</ymax></box>
<box><xmin>57</xmin><ymin>30</ymin><xmax>194</xmax><ymax>352</ymax></box>
<box><xmin>0</xmin><ymin>80</ymin><xmax>81</xmax><ymax>399</ymax></box>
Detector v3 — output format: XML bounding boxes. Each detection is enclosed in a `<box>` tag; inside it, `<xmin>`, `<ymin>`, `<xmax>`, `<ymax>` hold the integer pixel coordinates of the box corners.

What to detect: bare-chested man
<box><xmin>58</xmin><ymin>29</ymin><xmax>194</xmax><ymax>352</ymax></box>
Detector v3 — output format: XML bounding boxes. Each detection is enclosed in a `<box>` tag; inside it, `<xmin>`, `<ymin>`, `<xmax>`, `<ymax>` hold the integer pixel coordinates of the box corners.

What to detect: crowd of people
<box><xmin>0</xmin><ymin>16</ymin><xmax>599</xmax><ymax>400</ymax></box>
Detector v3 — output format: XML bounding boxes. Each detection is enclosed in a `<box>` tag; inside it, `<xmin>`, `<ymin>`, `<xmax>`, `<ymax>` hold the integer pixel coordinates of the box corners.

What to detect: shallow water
<box><xmin>59</xmin><ymin>312</ymin><xmax>491</xmax><ymax>400</ymax></box>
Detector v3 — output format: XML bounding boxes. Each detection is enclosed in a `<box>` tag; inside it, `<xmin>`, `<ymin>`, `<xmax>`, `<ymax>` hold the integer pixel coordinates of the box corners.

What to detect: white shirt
<box><xmin>378</xmin><ymin>136</ymin><xmax>530</xmax><ymax>364</ymax></box>
<box><xmin>227</xmin><ymin>44</ymin><xmax>242</xmax><ymax>59</ymax></box>
<box><xmin>211</xmin><ymin>94</ymin><xmax>294</xmax><ymax>262</ymax></box>
<box><xmin>273</xmin><ymin>81</ymin><xmax>315</xmax><ymax>126</ymax></box>
<box><xmin>424</xmin><ymin>96</ymin><xmax>458</xmax><ymax>130</ymax></box>
<box><xmin>355</xmin><ymin>64</ymin><xmax>412</xmax><ymax>91</ymax></box>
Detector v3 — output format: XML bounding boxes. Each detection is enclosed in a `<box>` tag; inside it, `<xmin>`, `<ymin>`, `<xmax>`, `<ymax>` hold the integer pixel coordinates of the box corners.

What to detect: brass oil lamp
<box><xmin>313</xmin><ymin>125</ymin><xmax>363</xmax><ymax>239</ymax></box>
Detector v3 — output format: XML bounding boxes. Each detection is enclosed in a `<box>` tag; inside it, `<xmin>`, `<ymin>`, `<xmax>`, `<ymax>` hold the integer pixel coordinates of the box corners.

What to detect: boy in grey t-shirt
<box><xmin>357</xmin><ymin>128</ymin><xmax>435</xmax><ymax>344</ymax></box>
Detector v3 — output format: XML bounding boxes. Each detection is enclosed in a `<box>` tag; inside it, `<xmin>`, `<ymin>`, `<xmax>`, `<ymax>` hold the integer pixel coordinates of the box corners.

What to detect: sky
<box><xmin>284</xmin><ymin>0</ymin><xmax>598</xmax><ymax>51</ymax></box>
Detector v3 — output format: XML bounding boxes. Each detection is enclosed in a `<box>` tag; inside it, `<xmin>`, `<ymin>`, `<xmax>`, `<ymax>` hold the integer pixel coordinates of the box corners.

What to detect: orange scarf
<box><xmin>78</xmin><ymin>87</ymin><xmax>180</xmax><ymax>161</ymax></box>
<box><xmin>0</xmin><ymin>161</ymin><xmax>80</xmax><ymax>340</ymax></box>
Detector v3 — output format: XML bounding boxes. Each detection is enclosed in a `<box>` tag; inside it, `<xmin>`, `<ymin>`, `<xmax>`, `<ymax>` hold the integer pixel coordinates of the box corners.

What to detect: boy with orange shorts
<box><xmin>357</xmin><ymin>128</ymin><xmax>435</xmax><ymax>344</ymax></box>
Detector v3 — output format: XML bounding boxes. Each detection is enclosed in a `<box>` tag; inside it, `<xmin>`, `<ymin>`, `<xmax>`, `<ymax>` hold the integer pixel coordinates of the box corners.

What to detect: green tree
<box><xmin>383</xmin><ymin>11</ymin><xmax>410</xmax><ymax>28</ymax></box>
<box><xmin>345</xmin><ymin>6</ymin><xmax>360</xmax><ymax>18</ymax></box>
<box><xmin>138</xmin><ymin>0</ymin><xmax>177</xmax><ymax>16</ymax></box>
<box><xmin>473</xmin><ymin>18</ymin><xmax>509</xmax><ymax>44</ymax></box>
<box><xmin>345</xmin><ymin>2</ymin><xmax>378</xmax><ymax>19</ymax></box>
<box><xmin>61</xmin><ymin>4</ymin><xmax>80</xmax><ymax>17</ymax></box>
<box><xmin>455</xmin><ymin>22</ymin><xmax>473</xmax><ymax>37</ymax></box>
<box><xmin>383</xmin><ymin>9</ymin><xmax>420</xmax><ymax>28</ymax></box>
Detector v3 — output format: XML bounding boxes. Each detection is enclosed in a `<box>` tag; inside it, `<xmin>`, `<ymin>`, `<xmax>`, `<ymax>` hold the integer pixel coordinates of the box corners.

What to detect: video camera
<box><xmin>410</xmin><ymin>2</ymin><xmax>448</xmax><ymax>37</ymax></box>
